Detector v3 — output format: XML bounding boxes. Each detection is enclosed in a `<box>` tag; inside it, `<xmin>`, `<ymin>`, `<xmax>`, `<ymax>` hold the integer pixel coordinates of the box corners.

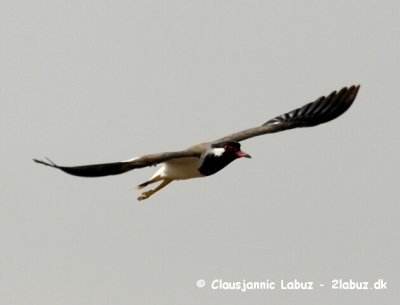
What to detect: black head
<box><xmin>198</xmin><ymin>141</ymin><xmax>251</xmax><ymax>176</ymax></box>
<box><xmin>210</xmin><ymin>141</ymin><xmax>251</xmax><ymax>158</ymax></box>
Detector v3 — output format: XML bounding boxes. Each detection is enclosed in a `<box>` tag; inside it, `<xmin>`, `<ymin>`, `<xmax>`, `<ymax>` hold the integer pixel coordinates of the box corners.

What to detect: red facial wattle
<box><xmin>236</xmin><ymin>150</ymin><xmax>252</xmax><ymax>158</ymax></box>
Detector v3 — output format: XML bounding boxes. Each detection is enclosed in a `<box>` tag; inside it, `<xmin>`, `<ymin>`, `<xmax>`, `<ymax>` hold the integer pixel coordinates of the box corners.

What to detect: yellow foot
<box><xmin>136</xmin><ymin>178</ymin><xmax>173</xmax><ymax>201</ymax></box>
<box><xmin>137</xmin><ymin>190</ymin><xmax>154</xmax><ymax>201</ymax></box>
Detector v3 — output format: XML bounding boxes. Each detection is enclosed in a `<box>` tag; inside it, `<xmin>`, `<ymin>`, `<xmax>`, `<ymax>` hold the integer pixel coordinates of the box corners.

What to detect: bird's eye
<box><xmin>225</xmin><ymin>145</ymin><xmax>235</xmax><ymax>151</ymax></box>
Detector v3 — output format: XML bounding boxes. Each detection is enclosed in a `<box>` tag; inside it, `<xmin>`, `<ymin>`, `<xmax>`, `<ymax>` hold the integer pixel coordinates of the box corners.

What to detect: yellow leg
<box><xmin>137</xmin><ymin>178</ymin><xmax>173</xmax><ymax>201</ymax></box>
<box><xmin>136</xmin><ymin>175</ymin><xmax>163</xmax><ymax>190</ymax></box>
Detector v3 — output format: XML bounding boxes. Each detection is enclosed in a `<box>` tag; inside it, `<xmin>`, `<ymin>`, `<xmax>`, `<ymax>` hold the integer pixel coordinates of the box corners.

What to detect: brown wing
<box><xmin>33</xmin><ymin>150</ymin><xmax>201</xmax><ymax>177</ymax></box>
<box><xmin>215</xmin><ymin>85</ymin><xmax>360</xmax><ymax>143</ymax></box>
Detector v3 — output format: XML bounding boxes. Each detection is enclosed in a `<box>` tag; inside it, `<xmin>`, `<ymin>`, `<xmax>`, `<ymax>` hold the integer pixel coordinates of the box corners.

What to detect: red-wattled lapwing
<box><xmin>34</xmin><ymin>85</ymin><xmax>360</xmax><ymax>200</ymax></box>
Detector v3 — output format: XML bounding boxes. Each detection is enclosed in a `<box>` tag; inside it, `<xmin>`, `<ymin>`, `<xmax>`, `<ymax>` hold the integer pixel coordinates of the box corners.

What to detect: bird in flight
<box><xmin>34</xmin><ymin>85</ymin><xmax>360</xmax><ymax>201</ymax></box>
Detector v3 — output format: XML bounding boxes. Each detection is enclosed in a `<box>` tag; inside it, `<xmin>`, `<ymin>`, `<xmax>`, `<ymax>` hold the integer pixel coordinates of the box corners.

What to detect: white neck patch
<box><xmin>211</xmin><ymin>147</ymin><xmax>225</xmax><ymax>157</ymax></box>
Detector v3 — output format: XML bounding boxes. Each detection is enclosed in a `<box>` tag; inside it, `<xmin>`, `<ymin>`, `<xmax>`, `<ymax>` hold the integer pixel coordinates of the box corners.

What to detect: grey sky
<box><xmin>1</xmin><ymin>1</ymin><xmax>399</xmax><ymax>304</ymax></box>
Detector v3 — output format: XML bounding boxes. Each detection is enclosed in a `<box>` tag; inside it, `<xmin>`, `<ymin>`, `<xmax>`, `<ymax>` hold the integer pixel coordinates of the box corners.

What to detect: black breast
<box><xmin>198</xmin><ymin>154</ymin><xmax>237</xmax><ymax>176</ymax></box>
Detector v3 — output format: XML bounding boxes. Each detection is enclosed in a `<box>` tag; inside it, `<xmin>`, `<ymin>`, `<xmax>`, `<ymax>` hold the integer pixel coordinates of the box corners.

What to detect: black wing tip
<box><xmin>264</xmin><ymin>84</ymin><xmax>360</xmax><ymax>127</ymax></box>
<box><xmin>34</xmin><ymin>157</ymin><xmax>132</xmax><ymax>177</ymax></box>
<box><xmin>320</xmin><ymin>84</ymin><xmax>361</xmax><ymax>120</ymax></box>
<box><xmin>336</xmin><ymin>84</ymin><xmax>361</xmax><ymax>104</ymax></box>
<box><xmin>33</xmin><ymin>157</ymin><xmax>58</xmax><ymax>168</ymax></box>
<box><xmin>325</xmin><ymin>84</ymin><xmax>360</xmax><ymax>114</ymax></box>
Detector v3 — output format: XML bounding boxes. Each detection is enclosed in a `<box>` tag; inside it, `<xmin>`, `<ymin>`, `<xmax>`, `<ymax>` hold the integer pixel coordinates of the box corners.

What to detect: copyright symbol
<box><xmin>196</xmin><ymin>279</ymin><xmax>206</xmax><ymax>288</ymax></box>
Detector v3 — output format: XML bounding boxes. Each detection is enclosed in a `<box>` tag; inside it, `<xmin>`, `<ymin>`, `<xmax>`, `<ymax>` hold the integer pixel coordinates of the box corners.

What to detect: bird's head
<box><xmin>210</xmin><ymin>141</ymin><xmax>252</xmax><ymax>159</ymax></box>
<box><xmin>198</xmin><ymin>141</ymin><xmax>251</xmax><ymax>176</ymax></box>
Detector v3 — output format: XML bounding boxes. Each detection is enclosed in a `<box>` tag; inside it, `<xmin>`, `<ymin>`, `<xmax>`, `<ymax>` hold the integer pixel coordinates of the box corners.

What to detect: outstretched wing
<box><xmin>33</xmin><ymin>150</ymin><xmax>201</xmax><ymax>177</ymax></box>
<box><xmin>34</xmin><ymin>85</ymin><xmax>360</xmax><ymax>177</ymax></box>
<box><xmin>215</xmin><ymin>85</ymin><xmax>360</xmax><ymax>143</ymax></box>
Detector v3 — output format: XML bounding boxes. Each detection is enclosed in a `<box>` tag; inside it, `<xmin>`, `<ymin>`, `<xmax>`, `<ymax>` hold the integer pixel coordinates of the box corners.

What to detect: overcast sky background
<box><xmin>1</xmin><ymin>1</ymin><xmax>399</xmax><ymax>304</ymax></box>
